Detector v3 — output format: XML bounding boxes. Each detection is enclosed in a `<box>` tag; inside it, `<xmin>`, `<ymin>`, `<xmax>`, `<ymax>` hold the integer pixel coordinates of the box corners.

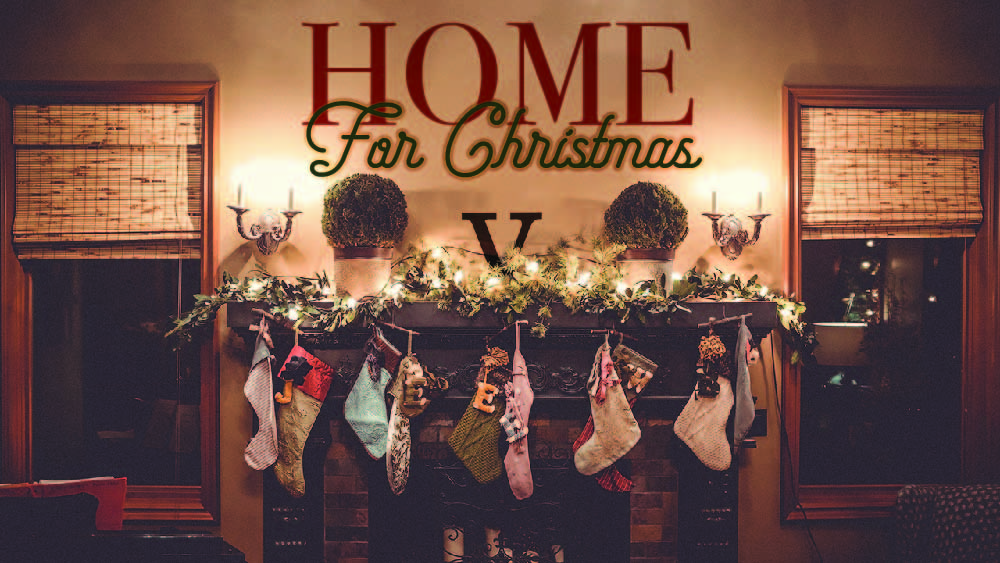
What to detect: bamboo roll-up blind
<box><xmin>800</xmin><ymin>107</ymin><xmax>983</xmax><ymax>239</ymax></box>
<box><xmin>12</xmin><ymin>103</ymin><xmax>203</xmax><ymax>259</ymax></box>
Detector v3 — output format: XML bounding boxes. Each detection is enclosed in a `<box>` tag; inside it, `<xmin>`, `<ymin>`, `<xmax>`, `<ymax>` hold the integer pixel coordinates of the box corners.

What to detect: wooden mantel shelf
<box><xmin>226</xmin><ymin>299</ymin><xmax>778</xmax><ymax>343</ymax></box>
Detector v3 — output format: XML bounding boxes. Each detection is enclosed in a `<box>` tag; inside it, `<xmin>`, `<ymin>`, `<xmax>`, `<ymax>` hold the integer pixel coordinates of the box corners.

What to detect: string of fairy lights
<box><xmin>166</xmin><ymin>239</ymin><xmax>813</xmax><ymax>360</ymax></box>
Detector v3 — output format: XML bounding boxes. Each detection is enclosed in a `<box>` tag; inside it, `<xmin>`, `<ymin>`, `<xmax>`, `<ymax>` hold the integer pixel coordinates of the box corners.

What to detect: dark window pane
<box><xmin>799</xmin><ymin>238</ymin><xmax>962</xmax><ymax>485</ymax></box>
<box><xmin>30</xmin><ymin>260</ymin><xmax>202</xmax><ymax>485</ymax></box>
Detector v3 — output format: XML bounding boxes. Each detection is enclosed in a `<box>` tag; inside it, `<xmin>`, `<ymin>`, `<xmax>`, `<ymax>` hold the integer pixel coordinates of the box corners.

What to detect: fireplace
<box><xmin>229</xmin><ymin>301</ymin><xmax>773</xmax><ymax>563</ymax></box>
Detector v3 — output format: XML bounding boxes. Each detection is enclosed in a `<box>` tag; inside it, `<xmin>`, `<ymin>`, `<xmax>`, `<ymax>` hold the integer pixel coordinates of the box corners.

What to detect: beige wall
<box><xmin>3</xmin><ymin>1</ymin><xmax>997</xmax><ymax>561</ymax></box>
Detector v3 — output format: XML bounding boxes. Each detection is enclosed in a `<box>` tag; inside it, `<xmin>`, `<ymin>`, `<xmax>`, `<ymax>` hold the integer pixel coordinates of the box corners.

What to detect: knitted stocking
<box><xmin>674</xmin><ymin>376</ymin><xmax>734</xmax><ymax>471</ymax></box>
<box><xmin>574</xmin><ymin>344</ymin><xmax>641</xmax><ymax>476</ymax></box>
<box><xmin>503</xmin><ymin>324</ymin><xmax>535</xmax><ymax>500</ymax></box>
<box><xmin>273</xmin><ymin>346</ymin><xmax>334</xmax><ymax>497</ymax></box>
<box><xmin>448</xmin><ymin>348</ymin><xmax>509</xmax><ymax>484</ymax></box>
<box><xmin>733</xmin><ymin>318</ymin><xmax>756</xmax><ymax>444</ymax></box>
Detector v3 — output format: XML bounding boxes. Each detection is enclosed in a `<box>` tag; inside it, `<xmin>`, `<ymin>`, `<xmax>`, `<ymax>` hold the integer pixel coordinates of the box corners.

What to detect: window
<box><xmin>783</xmin><ymin>86</ymin><xmax>1000</xmax><ymax>519</ymax></box>
<box><xmin>1</xmin><ymin>82</ymin><xmax>218</xmax><ymax>521</ymax></box>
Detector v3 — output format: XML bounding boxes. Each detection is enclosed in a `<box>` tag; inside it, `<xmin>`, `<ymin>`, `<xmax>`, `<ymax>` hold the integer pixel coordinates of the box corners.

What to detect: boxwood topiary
<box><xmin>603</xmin><ymin>181</ymin><xmax>689</xmax><ymax>249</ymax></box>
<box><xmin>321</xmin><ymin>173</ymin><xmax>409</xmax><ymax>248</ymax></box>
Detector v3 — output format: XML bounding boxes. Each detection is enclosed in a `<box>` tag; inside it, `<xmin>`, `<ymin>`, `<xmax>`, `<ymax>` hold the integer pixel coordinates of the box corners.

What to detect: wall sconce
<box><xmin>703</xmin><ymin>191</ymin><xmax>769</xmax><ymax>260</ymax></box>
<box><xmin>227</xmin><ymin>185</ymin><xmax>301</xmax><ymax>255</ymax></box>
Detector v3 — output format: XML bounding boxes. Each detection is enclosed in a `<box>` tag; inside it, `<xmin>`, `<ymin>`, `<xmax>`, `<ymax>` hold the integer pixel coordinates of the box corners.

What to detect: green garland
<box><xmin>166</xmin><ymin>239</ymin><xmax>816</xmax><ymax>362</ymax></box>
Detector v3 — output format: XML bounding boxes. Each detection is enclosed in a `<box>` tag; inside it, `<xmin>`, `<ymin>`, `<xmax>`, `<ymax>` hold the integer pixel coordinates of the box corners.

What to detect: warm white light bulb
<box><xmin>866</xmin><ymin>240</ymin><xmax>875</xmax><ymax>248</ymax></box>
<box><xmin>431</xmin><ymin>247</ymin><xmax>443</xmax><ymax>259</ymax></box>
<box><xmin>486</xmin><ymin>277</ymin><xmax>501</xmax><ymax>288</ymax></box>
<box><xmin>287</xmin><ymin>307</ymin><xmax>300</xmax><ymax>321</ymax></box>
<box><xmin>454</xmin><ymin>270</ymin><xmax>464</xmax><ymax>283</ymax></box>
<box><xmin>861</xmin><ymin>261</ymin><xmax>871</xmax><ymax>270</ymax></box>
<box><xmin>248</xmin><ymin>280</ymin><xmax>264</xmax><ymax>293</ymax></box>
<box><xmin>927</xmin><ymin>294</ymin><xmax>937</xmax><ymax>303</ymax></box>
<box><xmin>526</xmin><ymin>261</ymin><xmax>539</xmax><ymax>273</ymax></box>
<box><xmin>577</xmin><ymin>271</ymin><xmax>591</xmax><ymax>286</ymax></box>
<box><xmin>345</xmin><ymin>297</ymin><xmax>357</xmax><ymax>309</ymax></box>
<box><xmin>759</xmin><ymin>286</ymin><xmax>768</xmax><ymax>296</ymax></box>
<box><xmin>431</xmin><ymin>278</ymin><xmax>442</xmax><ymax>289</ymax></box>
<box><xmin>671</xmin><ymin>272</ymin><xmax>683</xmax><ymax>281</ymax></box>
<box><xmin>616</xmin><ymin>282</ymin><xmax>628</xmax><ymax>294</ymax></box>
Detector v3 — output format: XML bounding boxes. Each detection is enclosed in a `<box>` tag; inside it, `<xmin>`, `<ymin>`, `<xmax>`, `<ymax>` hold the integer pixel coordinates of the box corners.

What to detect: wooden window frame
<box><xmin>0</xmin><ymin>81</ymin><xmax>219</xmax><ymax>523</ymax></box>
<box><xmin>782</xmin><ymin>85</ymin><xmax>1000</xmax><ymax>520</ymax></box>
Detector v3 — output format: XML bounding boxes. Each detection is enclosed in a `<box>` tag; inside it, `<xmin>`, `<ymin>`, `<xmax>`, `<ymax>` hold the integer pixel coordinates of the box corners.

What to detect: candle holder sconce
<box><xmin>227</xmin><ymin>205</ymin><xmax>302</xmax><ymax>255</ymax></box>
<box><xmin>702</xmin><ymin>212</ymin><xmax>770</xmax><ymax>260</ymax></box>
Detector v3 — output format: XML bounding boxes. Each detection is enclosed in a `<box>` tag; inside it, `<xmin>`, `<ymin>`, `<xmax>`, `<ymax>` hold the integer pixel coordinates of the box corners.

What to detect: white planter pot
<box><xmin>333</xmin><ymin>247</ymin><xmax>393</xmax><ymax>298</ymax></box>
<box><xmin>616</xmin><ymin>248</ymin><xmax>676</xmax><ymax>289</ymax></box>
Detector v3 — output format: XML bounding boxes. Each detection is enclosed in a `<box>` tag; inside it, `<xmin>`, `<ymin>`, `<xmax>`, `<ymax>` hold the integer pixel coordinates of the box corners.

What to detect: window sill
<box><xmin>125</xmin><ymin>485</ymin><xmax>215</xmax><ymax>522</ymax></box>
<box><xmin>785</xmin><ymin>484</ymin><xmax>900</xmax><ymax>520</ymax></box>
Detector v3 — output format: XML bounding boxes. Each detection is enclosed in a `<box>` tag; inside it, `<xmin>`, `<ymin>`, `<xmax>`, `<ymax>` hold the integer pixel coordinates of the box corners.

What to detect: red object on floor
<box><xmin>0</xmin><ymin>477</ymin><xmax>127</xmax><ymax>530</ymax></box>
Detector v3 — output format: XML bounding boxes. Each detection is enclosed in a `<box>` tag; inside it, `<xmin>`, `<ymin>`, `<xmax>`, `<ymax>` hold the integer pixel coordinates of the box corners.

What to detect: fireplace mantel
<box><xmin>227</xmin><ymin>300</ymin><xmax>778</xmax><ymax>342</ymax></box>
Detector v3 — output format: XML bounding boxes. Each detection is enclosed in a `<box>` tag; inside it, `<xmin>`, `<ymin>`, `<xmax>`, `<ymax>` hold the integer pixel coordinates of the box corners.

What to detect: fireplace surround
<box><xmin>229</xmin><ymin>301</ymin><xmax>774</xmax><ymax>562</ymax></box>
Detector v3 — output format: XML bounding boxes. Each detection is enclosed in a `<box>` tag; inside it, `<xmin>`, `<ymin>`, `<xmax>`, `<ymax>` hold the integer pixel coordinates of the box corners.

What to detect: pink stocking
<box><xmin>503</xmin><ymin>322</ymin><xmax>535</xmax><ymax>500</ymax></box>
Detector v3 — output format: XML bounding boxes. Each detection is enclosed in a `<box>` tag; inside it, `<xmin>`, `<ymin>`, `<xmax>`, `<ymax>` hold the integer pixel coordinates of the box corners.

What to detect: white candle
<box><xmin>711</xmin><ymin>190</ymin><xmax>717</xmax><ymax>214</ymax></box>
<box><xmin>288</xmin><ymin>186</ymin><xmax>295</xmax><ymax>210</ymax></box>
<box><xmin>757</xmin><ymin>191</ymin><xmax>763</xmax><ymax>212</ymax></box>
<box><xmin>237</xmin><ymin>184</ymin><xmax>243</xmax><ymax>208</ymax></box>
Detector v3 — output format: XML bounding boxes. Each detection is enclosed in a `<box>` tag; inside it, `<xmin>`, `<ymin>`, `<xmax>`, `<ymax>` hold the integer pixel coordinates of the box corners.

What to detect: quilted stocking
<box><xmin>387</xmin><ymin>354</ymin><xmax>420</xmax><ymax>495</ymax></box>
<box><xmin>344</xmin><ymin>351</ymin><xmax>392</xmax><ymax>459</ymax></box>
<box><xmin>273</xmin><ymin>346</ymin><xmax>334</xmax><ymax>497</ymax></box>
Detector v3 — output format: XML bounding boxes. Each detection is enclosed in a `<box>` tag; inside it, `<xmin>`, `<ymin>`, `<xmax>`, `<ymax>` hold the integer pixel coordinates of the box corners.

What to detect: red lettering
<box><xmin>508</xmin><ymin>22</ymin><xmax>609</xmax><ymax>125</ymax></box>
<box><xmin>618</xmin><ymin>23</ymin><xmax>693</xmax><ymax>126</ymax></box>
<box><xmin>302</xmin><ymin>22</ymin><xmax>394</xmax><ymax>125</ymax></box>
<box><xmin>405</xmin><ymin>23</ymin><xmax>499</xmax><ymax>125</ymax></box>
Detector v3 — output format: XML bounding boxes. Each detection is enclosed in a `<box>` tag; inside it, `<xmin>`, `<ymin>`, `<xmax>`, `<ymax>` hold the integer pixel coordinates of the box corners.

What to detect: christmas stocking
<box><xmin>448</xmin><ymin>348</ymin><xmax>508</xmax><ymax>484</ymax></box>
<box><xmin>386</xmin><ymin>354</ymin><xmax>421</xmax><ymax>495</ymax></box>
<box><xmin>674</xmin><ymin>376</ymin><xmax>734</xmax><ymax>471</ymax></box>
<box><xmin>244</xmin><ymin>317</ymin><xmax>278</xmax><ymax>470</ymax></box>
<box><xmin>344</xmin><ymin>349</ymin><xmax>392</xmax><ymax>459</ymax></box>
<box><xmin>569</xmin><ymin>343</ymin><xmax>660</xmax><ymax>492</ymax></box>
<box><xmin>574</xmin><ymin>344</ymin><xmax>641</xmax><ymax>476</ymax></box>
<box><xmin>733</xmin><ymin>318</ymin><xmax>756</xmax><ymax>444</ymax></box>
<box><xmin>613</xmin><ymin>344</ymin><xmax>657</xmax><ymax>402</ymax></box>
<box><xmin>273</xmin><ymin>346</ymin><xmax>334</xmax><ymax>497</ymax></box>
<box><xmin>572</xmin><ymin>397</ymin><xmax>640</xmax><ymax>492</ymax></box>
<box><xmin>503</xmin><ymin>323</ymin><xmax>535</xmax><ymax>500</ymax></box>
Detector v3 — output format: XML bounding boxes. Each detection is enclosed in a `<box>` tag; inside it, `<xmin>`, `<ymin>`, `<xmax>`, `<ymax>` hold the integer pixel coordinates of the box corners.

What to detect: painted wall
<box><xmin>3</xmin><ymin>1</ymin><xmax>998</xmax><ymax>562</ymax></box>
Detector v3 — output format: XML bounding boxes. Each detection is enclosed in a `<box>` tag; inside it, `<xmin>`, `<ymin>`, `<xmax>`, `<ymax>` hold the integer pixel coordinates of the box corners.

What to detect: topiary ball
<box><xmin>603</xmin><ymin>181</ymin><xmax>689</xmax><ymax>249</ymax></box>
<box><xmin>322</xmin><ymin>173</ymin><xmax>409</xmax><ymax>248</ymax></box>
